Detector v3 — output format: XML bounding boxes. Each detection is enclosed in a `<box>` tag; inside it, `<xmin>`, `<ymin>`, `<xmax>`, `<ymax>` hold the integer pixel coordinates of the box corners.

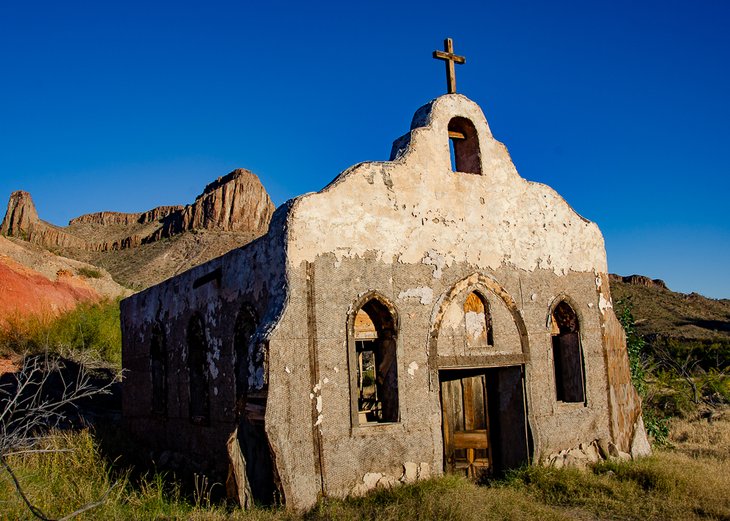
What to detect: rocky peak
<box><xmin>1</xmin><ymin>191</ymin><xmax>86</xmax><ymax>249</ymax></box>
<box><xmin>155</xmin><ymin>169</ymin><xmax>275</xmax><ymax>239</ymax></box>
<box><xmin>609</xmin><ymin>274</ymin><xmax>668</xmax><ymax>290</ymax></box>
<box><xmin>194</xmin><ymin>168</ymin><xmax>274</xmax><ymax>232</ymax></box>
<box><xmin>2</xmin><ymin>168</ymin><xmax>275</xmax><ymax>256</ymax></box>
<box><xmin>1</xmin><ymin>190</ymin><xmax>40</xmax><ymax>236</ymax></box>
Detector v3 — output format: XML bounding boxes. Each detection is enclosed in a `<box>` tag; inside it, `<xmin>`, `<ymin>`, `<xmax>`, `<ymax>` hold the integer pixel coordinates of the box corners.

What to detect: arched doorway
<box><xmin>430</xmin><ymin>274</ymin><xmax>531</xmax><ymax>478</ymax></box>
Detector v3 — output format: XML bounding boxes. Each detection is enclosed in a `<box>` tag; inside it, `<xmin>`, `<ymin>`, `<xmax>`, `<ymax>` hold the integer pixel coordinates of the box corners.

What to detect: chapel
<box><xmin>121</xmin><ymin>39</ymin><xmax>648</xmax><ymax>510</ymax></box>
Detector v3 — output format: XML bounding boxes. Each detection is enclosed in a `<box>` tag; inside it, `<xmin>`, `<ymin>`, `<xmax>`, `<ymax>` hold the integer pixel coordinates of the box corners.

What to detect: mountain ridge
<box><xmin>1</xmin><ymin>168</ymin><xmax>274</xmax><ymax>254</ymax></box>
<box><xmin>1</xmin><ymin>168</ymin><xmax>275</xmax><ymax>288</ymax></box>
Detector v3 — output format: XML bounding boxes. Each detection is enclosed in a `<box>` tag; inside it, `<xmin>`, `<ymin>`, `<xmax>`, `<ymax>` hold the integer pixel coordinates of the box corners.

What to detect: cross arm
<box><xmin>433</xmin><ymin>50</ymin><xmax>466</xmax><ymax>64</ymax></box>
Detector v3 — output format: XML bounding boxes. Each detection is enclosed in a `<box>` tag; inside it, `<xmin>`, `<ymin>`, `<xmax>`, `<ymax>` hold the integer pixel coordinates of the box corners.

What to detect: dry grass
<box><xmin>1</xmin><ymin>414</ymin><xmax>729</xmax><ymax>520</ymax></box>
<box><xmin>669</xmin><ymin>406</ymin><xmax>730</xmax><ymax>461</ymax></box>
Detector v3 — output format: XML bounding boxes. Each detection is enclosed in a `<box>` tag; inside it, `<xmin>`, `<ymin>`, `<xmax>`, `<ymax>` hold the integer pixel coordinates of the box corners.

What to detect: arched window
<box><xmin>187</xmin><ymin>313</ymin><xmax>210</xmax><ymax>424</ymax></box>
<box><xmin>150</xmin><ymin>324</ymin><xmax>167</xmax><ymax>415</ymax></box>
<box><xmin>350</xmin><ymin>296</ymin><xmax>399</xmax><ymax>424</ymax></box>
<box><xmin>464</xmin><ymin>291</ymin><xmax>493</xmax><ymax>347</ymax></box>
<box><xmin>551</xmin><ymin>301</ymin><xmax>586</xmax><ymax>403</ymax></box>
<box><xmin>448</xmin><ymin>117</ymin><xmax>481</xmax><ymax>175</ymax></box>
<box><xmin>234</xmin><ymin>305</ymin><xmax>257</xmax><ymax>414</ymax></box>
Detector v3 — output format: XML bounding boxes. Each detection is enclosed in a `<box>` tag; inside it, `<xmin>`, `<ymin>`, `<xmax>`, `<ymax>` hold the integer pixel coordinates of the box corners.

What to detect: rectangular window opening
<box><xmin>356</xmin><ymin>340</ymin><xmax>381</xmax><ymax>423</ymax></box>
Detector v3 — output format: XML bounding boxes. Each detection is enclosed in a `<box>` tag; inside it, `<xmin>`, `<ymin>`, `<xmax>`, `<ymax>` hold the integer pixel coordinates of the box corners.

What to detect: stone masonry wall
<box><xmin>262</xmin><ymin>94</ymin><xmax>642</xmax><ymax>509</ymax></box>
<box><xmin>121</xmin><ymin>205</ymin><xmax>290</xmax><ymax>481</ymax></box>
<box><xmin>265</xmin><ymin>258</ymin><xmax>614</xmax><ymax>509</ymax></box>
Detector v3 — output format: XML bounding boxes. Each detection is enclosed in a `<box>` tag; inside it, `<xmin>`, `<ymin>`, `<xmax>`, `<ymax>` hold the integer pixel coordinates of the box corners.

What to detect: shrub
<box><xmin>77</xmin><ymin>266</ymin><xmax>103</xmax><ymax>279</ymax></box>
<box><xmin>0</xmin><ymin>299</ymin><xmax>123</xmax><ymax>367</ymax></box>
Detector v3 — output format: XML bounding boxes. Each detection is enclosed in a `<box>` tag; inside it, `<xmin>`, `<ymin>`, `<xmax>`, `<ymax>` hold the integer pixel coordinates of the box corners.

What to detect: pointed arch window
<box><xmin>448</xmin><ymin>116</ymin><xmax>481</xmax><ymax>175</ymax></box>
<box><xmin>187</xmin><ymin>313</ymin><xmax>210</xmax><ymax>424</ymax></box>
<box><xmin>349</xmin><ymin>296</ymin><xmax>399</xmax><ymax>425</ymax></box>
<box><xmin>551</xmin><ymin>301</ymin><xmax>586</xmax><ymax>403</ymax></box>
<box><xmin>464</xmin><ymin>291</ymin><xmax>493</xmax><ymax>347</ymax></box>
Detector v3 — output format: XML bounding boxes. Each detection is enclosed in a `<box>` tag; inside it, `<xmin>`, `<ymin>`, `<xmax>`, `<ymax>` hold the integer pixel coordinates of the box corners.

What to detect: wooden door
<box><xmin>440</xmin><ymin>373</ymin><xmax>492</xmax><ymax>479</ymax></box>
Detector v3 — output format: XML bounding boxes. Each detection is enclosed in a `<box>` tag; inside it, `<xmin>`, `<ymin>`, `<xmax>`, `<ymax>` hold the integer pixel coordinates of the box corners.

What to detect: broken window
<box><xmin>551</xmin><ymin>301</ymin><xmax>586</xmax><ymax>403</ymax></box>
<box><xmin>448</xmin><ymin>116</ymin><xmax>481</xmax><ymax>175</ymax></box>
<box><xmin>351</xmin><ymin>297</ymin><xmax>399</xmax><ymax>424</ymax></box>
<box><xmin>187</xmin><ymin>313</ymin><xmax>210</xmax><ymax>424</ymax></box>
<box><xmin>464</xmin><ymin>291</ymin><xmax>493</xmax><ymax>347</ymax></box>
<box><xmin>234</xmin><ymin>305</ymin><xmax>257</xmax><ymax>414</ymax></box>
<box><xmin>150</xmin><ymin>324</ymin><xmax>167</xmax><ymax>415</ymax></box>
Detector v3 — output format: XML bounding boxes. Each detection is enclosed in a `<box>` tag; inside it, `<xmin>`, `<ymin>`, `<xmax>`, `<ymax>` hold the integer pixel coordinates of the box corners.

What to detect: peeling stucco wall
<box><xmin>261</xmin><ymin>94</ymin><xmax>642</xmax><ymax>510</ymax></box>
<box><xmin>122</xmin><ymin>93</ymin><xmax>645</xmax><ymax>512</ymax></box>
<box><xmin>286</xmin><ymin>95</ymin><xmax>607</xmax><ymax>277</ymax></box>
<box><xmin>121</xmin><ymin>204</ymin><xmax>291</xmax><ymax>480</ymax></box>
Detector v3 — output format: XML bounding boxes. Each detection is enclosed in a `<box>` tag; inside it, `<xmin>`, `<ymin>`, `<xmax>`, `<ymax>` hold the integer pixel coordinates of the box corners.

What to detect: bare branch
<box><xmin>0</xmin><ymin>454</ymin><xmax>51</xmax><ymax>521</ymax></box>
<box><xmin>0</xmin><ymin>354</ymin><xmax>120</xmax><ymax>520</ymax></box>
<box><xmin>57</xmin><ymin>483</ymin><xmax>117</xmax><ymax>521</ymax></box>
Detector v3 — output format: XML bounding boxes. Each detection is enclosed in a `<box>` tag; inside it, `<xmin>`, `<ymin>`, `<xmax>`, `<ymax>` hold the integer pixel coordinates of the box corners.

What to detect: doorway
<box><xmin>440</xmin><ymin>366</ymin><xmax>529</xmax><ymax>479</ymax></box>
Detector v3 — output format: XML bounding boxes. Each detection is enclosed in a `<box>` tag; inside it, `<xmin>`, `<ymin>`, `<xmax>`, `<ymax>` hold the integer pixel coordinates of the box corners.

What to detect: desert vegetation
<box><xmin>1</xmin><ymin>421</ymin><xmax>728</xmax><ymax>520</ymax></box>
<box><xmin>0</xmin><ymin>299</ymin><xmax>122</xmax><ymax>366</ymax></box>
<box><xmin>1</xmin><ymin>299</ymin><xmax>728</xmax><ymax>520</ymax></box>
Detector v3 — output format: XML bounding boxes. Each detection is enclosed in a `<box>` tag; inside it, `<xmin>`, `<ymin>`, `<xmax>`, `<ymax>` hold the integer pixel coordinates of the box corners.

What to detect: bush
<box><xmin>617</xmin><ymin>299</ymin><xmax>670</xmax><ymax>444</ymax></box>
<box><xmin>77</xmin><ymin>266</ymin><xmax>103</xmax><ymax>279</ymax></box>
<box><xmin>0</xmin><ymin>299</ymin><xmax>123</xmax><ymax>367</ymax></box>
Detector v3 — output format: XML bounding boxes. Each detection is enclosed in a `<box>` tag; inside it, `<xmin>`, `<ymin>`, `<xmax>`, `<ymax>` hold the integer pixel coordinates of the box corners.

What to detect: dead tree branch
<box><xmin>0</xmin><ymin>354</ymin><xmax>119</xmax><ymax>520</ymax></box>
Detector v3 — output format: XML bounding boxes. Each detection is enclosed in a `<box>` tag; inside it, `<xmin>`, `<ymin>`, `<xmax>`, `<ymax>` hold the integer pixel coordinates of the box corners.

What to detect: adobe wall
<box><xmin>120</xmin><ymin>93</ymin><xmax>645</xmax><ymax>512</ymax></box>
<box><xmin>265</xmin><ymin>94</ymin><xmax>644</xmax><ymax>510</ymax></box>
<box><xmin>266</xmin><ymin>259</ymin><xmax>616</xmax><ymax>509</ymax></box>
<box><xmin>120</xmin><ymin>206</ymin><xmax>290</xmax><ymax>480</ymax></box>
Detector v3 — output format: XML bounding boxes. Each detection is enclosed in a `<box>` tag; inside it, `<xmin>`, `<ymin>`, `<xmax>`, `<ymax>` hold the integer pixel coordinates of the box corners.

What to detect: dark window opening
<box><xmin>352</xmin><ymin>299</ymin><xmax>399</xmax><ymax>424</ymax></box>
<box><xmin>150</xmin><ymin>325</ymin><xmax>167</xmax><ymax>415</ymax></box>
<box><xmin>448</xmin><ymin>117</ymin><xmax>481</xmax><ymax>175</ymax></box>
<box><xmin>193</xmin><ymin>267</ymin><xmax>222</xmax><ymax>289</ymax></box>
<box><xmin>551</xmin><ymin>302</ymin><xmax>586</xmax><ymax>403</ymax></box>
<box><xmin>234</xmin><ymin>305</ymin><xmax>257</xmax><ymax>416</ymax></box>
<box><xmin>187</xmin><ymin>314</ymin><xmax>210</xmax><ymax>424</ymax></box>
<box><xmin>464</xmin><ymin>291</ymin><xmax>493</xmax><ymax>347</ymax></box>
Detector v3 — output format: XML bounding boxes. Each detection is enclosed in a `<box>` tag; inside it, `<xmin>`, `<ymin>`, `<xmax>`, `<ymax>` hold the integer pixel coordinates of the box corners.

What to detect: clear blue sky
<box><xmin>1</xmin><ymin>1</ymin><xmax>728</xmax><ymax>298</ymax></box>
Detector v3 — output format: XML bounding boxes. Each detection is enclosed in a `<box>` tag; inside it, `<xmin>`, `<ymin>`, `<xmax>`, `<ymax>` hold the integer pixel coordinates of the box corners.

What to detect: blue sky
<box><xmin>1</xmin><ymin>1</ymin><xmax>728</xmax><ymax>298</ymax></box>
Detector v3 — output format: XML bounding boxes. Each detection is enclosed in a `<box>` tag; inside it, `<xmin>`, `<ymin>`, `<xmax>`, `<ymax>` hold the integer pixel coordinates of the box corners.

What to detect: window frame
<box><xmin>149</xmin><ymin>323</ymin><xmax>167</xmax><ymax>416</ymax></box>
<box><xmin>448</xmin><ymin>116</ymin><xmax>482</xmax><ymax>175</ymax></box>
<box><xmin>549</xmin><ymin>299</ymin><xmax>587</xmax><ymax>405</ymax></box>
<box><xmin>463</xmin><ymin>290</ymin><xmax>494</xmax><ymax>348</ymax></box>
<box><xmin>346</xmin><ymin>292</ymin><xmax>402</xmax><ymax>430</ymax></box>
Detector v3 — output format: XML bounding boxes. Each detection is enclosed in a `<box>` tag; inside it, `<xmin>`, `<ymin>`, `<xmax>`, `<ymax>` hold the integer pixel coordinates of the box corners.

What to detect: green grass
<box><xmin>1</xmin><ymin>426</ymin><xmax>728</xmax><ymax>521</ymax></box>
<box><xmin>1</xmin><ymin>281</ymin><xmax>727</xmax><ymax>519</ymax></box>
<box><xmin>76</xmin><ymin>266</ymin><xmax>104</xmax><ymax>279</ymax></box>
<box><xmin>0</xmin><ymin>299</ymin><xmax>122</xmax><ymax>367</ymax></box>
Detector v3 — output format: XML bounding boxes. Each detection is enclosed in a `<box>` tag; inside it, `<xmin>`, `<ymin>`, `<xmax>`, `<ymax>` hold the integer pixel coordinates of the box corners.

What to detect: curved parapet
<box><xmin>285</xmin><ymin>93</ymin><xmax>607</xmax><ymax>277</ymax></box>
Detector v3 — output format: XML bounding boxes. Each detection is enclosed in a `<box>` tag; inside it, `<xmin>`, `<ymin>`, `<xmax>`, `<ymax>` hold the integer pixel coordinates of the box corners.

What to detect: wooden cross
<box><xmin>433</xmin><ymin>38</ymin><xmax>466</xmax><ymax>94</ymax></box>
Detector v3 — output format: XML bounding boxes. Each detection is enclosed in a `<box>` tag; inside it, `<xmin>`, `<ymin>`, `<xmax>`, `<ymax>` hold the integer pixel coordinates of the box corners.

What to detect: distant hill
<box><xmin>610</xmin><ymin>274</ymin><xmax>730</xmax><ymax>373</ymax></box>
<box><xmin>1</xmin><ymin>169</ymin><xmax>274</xmax><ymax>289</ymax></box>
<box><xmin>609</xmin><ymin>274</ymin><xmax>730</xmax><ymax>342</ymax></box>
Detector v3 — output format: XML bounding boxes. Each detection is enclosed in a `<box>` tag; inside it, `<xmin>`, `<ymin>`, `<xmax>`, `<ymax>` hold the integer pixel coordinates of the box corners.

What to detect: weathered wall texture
<box><xmin>287</xmin><ymin>95</ymin><xmax>606</xmax><ymax>275</ymax></box>
<box><xmin>121</xmin><ymin>204</ymin><xmax>290</xmax><ymax>480</ymax></box>
<box><xmin>266</xmin><ymin>94</ymin><xmax>642</xmax><ymax>509</ymax></box>
<box><xmin>121</xmin><ymin>93</ymin><xmax>646</xmax><ymax>512</ymax></box>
